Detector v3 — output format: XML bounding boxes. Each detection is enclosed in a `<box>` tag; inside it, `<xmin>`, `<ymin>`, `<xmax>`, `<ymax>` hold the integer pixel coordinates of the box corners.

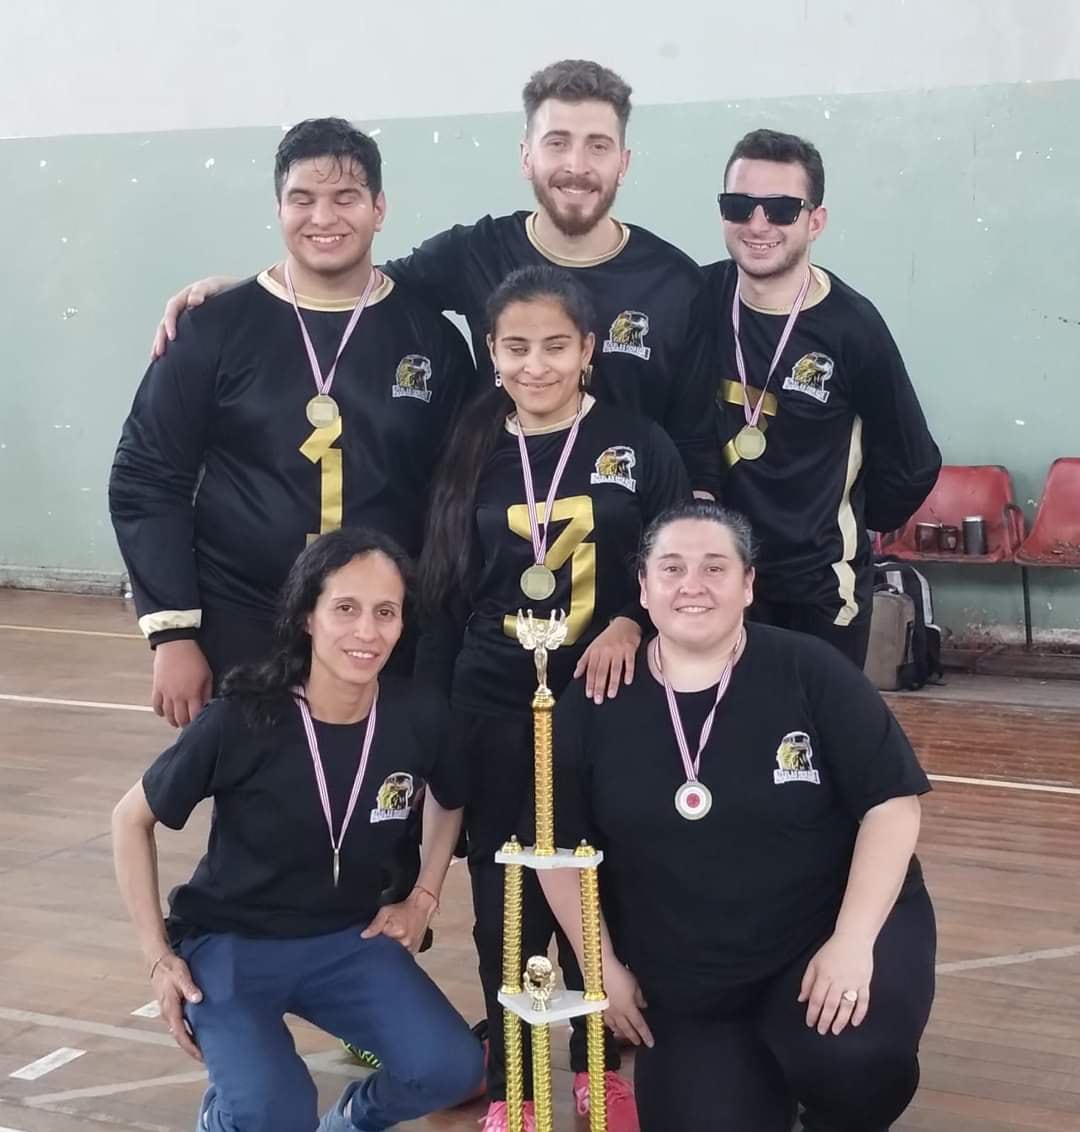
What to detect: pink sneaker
<box><xmin>573</xmin><ymin>1071</ymin><xmax>639</xmax><ymax>1132</ymax></box>
<box><xmin>480</xmin><ymin>1100</ymin><xmax>537</xmax><ymax>1132</ymax></box>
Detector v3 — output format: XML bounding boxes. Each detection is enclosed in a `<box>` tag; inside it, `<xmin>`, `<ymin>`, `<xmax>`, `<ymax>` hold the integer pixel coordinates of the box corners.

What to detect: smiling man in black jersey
<box><xmin>695</xmin><ymin>129</ymin><xmax>941</xmax><ymax>665</ymax></box>
<box><xmin>110</xmin><ymin>118</ymin><xmax>476</xmax><ymax>727</ymax></box>
<box><xmin>152</xmin><ymin>60</ymin><xmax>719</xmax><ymax>500</ymax></box>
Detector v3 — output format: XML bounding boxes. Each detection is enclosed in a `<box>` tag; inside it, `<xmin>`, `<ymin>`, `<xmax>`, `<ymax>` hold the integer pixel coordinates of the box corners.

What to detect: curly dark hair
<box><xmin>522</xmin><ymin>59</ymin><xmax>632</xmax><ymax>140</ymax></box>
<box><xmin>274</xmin><ymin>117</ymin><xmax>382</xmax><ymax>200</ymax></box>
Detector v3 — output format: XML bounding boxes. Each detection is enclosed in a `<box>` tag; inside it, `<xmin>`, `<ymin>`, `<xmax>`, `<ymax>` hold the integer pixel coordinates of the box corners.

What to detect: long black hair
<box><xmin>222</xmin><ymin>526</ymin><xmax>412</xmax><ymax>725</ymax></box>
<box><xmin>417</xmin><ymin>265</ymin><xmax>596</xmax><ymax>614</ymax></box>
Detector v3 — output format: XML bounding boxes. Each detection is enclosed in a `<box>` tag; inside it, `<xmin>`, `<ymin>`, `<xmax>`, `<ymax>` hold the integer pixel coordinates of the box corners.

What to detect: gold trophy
<box><xmin>495</xmin><ymin>609</ymin><xmax>609</xmax><ymax>1132</ymax></box>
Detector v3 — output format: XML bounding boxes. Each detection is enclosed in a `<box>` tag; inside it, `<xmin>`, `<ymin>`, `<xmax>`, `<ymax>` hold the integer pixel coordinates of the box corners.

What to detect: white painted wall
<box><xmin>4</xmin><ymin>0</ymin><xmax>1080</xmax><ymax>138</ymax></box>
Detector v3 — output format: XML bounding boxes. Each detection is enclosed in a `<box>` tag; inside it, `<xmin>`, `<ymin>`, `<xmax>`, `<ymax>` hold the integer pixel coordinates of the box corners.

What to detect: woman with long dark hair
<box><xmin>540</xmin><ymin>501</ymin><xmax>936</xmax><ymax>1131</ymax></box>
<box><xmin>417</xmin><ymin>265</ymin><xmax>690</xmax><ymax>1131</ymax></box>
<box><xmin>112</xmin><ymin>527</ymin><xmax>482</xmax><ymax>1132</ymax></box>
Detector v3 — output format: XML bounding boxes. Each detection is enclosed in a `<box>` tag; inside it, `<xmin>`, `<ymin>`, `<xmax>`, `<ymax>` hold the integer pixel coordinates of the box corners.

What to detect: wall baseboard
<box><xmin>951</xmin><ymin>624</ymin><xmax>1080</xmax><ymax>651</ymax></box>
<box><xmin>0</xmin><ymin>566</ymin><xmax>127</xmax><ymax>597</ymax></box>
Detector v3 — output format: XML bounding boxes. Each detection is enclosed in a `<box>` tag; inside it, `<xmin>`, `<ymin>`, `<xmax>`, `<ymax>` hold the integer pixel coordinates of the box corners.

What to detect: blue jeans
<box><xmin>180</xmin><ymin>925</ymin><xmax>483</xmax><ymax>1131</ymax></box>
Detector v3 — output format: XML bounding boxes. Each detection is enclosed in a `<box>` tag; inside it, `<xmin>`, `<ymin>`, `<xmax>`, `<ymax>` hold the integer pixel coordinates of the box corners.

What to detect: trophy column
<box><xmin>495</xmin><ymin>611</ymin><xmax>610</xmax><ymax>1132</ymax></box>
<box><xmin>500</xmin><ymin>837</ymin><xmax>525</xmax><ymax>1132</ymax></box>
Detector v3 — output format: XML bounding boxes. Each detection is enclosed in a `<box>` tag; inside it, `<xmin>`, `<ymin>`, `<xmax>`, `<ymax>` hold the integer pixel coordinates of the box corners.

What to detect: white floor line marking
<box><xmin>0</xmin><ymin>1007</ymin><xmax>173</xmax><ymax>1047</ymax></box>
<box><xmin>936</xmin><ymin>942</ymin><xmax>1080</xmax><ymax>974</ymax></box>
<box><xmin>24</xmin><ymin>1070</ymin><xmax>207</xmax><ymax>1107</ymax></box>
<box><xmin>130</xmin><ymin>1001</ymin><xmax>161</xmax><ymax>1019</ymax></box>
<box><xmin>927</xmin><ymin>772</ymin><xmax>1080</xmax><ymax>796</ymax></box>
<box><xmin>0</xmin><ymin>694</ymin><xmax>152</xmax><ymax>713</ymax></box>
<box><xmin>0</xmin><ymin>623</ymin><xmax>140</xmax><ymax>640</ymax></box>
<box><xmin>24</xmin><ymin>1050</ymin><xmax>356</xmax><ymax>1107</ymax></box>
<box><xmin>0</xmin><ymin>1126</ymin><xmax>33</xmax><ymax>1131</ymax></box>
<box><xmin>9</xmin><ymin>1046</ymin><xmax>86</xmax><ymax>1080</ymax></box>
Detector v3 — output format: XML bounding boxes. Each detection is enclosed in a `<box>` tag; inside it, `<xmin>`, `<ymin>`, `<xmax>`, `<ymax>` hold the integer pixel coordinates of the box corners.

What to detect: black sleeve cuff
<box><xmin>149</xmin><ymin>627</ymin><xmax>201</xmax><ymax>650</ymax></box>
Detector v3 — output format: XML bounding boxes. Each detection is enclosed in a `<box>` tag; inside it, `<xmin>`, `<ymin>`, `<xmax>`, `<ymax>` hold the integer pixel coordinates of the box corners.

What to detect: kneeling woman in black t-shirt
<box><xmin>112</xmin><ymin>528</ymin><xmax>482</xmax><ymax>1132</ymax></box>
<box><xmin>540</xmin><ymin>501</ymin><xmax>936</xmax><ymax>1132</ymax></box>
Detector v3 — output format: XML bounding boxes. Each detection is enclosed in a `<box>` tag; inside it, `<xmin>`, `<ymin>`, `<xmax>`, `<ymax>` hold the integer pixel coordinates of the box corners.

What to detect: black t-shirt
<box><xmin>142</xmin><ymin>677</ymin><xmax>462</xmax><ymax>943</ymax></box>
<box><xmin>382</xmin><ymin>211</ymin><xmax>719</xmax><ymax>495</ymax></box>
<box><xmin>418</xmin><ymin>400</ymin><xmax>690</xmax><ymax>717</ymax></box>
<box><xmin>110</xmin><ymin>272</ymin><xmax>478</xmax><ymax>641</ymax></box>
<box><xmin>552</xmin><ymin>623</ymin><xmax>930</xmax><ymax>1013</ymax></box>
<box><xmin>695</xmin><ymin>262</ymin><xmax>940</xmax><ymax>617</ymax></box>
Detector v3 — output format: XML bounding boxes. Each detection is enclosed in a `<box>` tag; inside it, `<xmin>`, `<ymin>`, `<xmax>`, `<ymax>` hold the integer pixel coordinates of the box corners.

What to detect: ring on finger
<box><xmin>841</xmin><ymin>989</ymin><xmax>858</xmax><ymax>1004</ymax></box>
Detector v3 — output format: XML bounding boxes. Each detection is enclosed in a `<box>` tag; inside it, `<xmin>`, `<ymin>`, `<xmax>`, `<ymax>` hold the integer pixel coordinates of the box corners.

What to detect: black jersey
<box><xmin>110</xmin><ymin>271</ymin><xmax>477</xmax><ymax>644</ymax></box>
<box><xmin>142</xmin><ymin>677</ymin><xmax>463</xmax><ymax>942</ymax></box>
<box><xmin>699</xmin><ymin>262</ymin><xmax>940</xmax><ymax>621</ymax></box>
<box><xmin>382</xmin><ymin>211</ymin><xmax>719</xmax><ymax>495</ymax></box>
<box><xmin>551</xmin><ymin>623</ymin><xmax>930</xmax><ymax>1013</ymax></box>
<box><xmin>417</xmin><ymin>400</ymin><xmax>689</xmax><ymax>717</ymax></box>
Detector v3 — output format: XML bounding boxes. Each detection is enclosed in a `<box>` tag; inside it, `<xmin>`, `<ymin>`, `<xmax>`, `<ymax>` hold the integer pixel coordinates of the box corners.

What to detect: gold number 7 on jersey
<box><xmin>502</xmin><ymin>495</ymin><xmax>597</xmax><ymax>646</ymax></box>
<box><xmin>300</xmin><ymin>418</ymin><xmax>343</xmax><ymax>543</ymax></box>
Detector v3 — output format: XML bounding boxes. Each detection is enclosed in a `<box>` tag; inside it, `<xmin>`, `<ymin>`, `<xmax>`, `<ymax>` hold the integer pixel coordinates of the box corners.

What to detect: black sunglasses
<box><xmin>717</xmin><ymin>193</ymin><xmax>813</xmax><ymax>226</ymax></box>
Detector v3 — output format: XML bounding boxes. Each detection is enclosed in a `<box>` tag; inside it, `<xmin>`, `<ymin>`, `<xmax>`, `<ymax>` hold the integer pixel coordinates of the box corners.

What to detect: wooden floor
<box><xmin>1</xmin><ymin>590</ymin><xmax>1078</xmax><ymax>1131</ymax></box>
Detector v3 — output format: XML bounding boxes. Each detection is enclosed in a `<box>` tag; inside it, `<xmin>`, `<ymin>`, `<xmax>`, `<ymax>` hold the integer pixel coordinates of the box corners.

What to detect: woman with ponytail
<box><xmin>417</xmin><ymin>265</ymin><xmax>689</xmax><ymax>1131</ymax></box>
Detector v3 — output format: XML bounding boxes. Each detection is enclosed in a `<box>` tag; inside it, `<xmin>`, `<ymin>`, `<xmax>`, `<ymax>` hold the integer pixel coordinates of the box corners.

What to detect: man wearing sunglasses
<box><xmin>699</xmin><ymin>128</ymin><xmax>939</xmax><ymax>666</ymax></box>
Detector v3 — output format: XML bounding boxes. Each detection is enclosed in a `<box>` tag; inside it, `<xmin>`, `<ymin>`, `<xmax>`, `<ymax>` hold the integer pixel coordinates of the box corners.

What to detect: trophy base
<box><xmin>498</xmin><ymin>989</ymin><xmax>609</xmax><ymax>1025</ymax></box>
<box><xmin>494</xmin><ymin>846</ymin><xmax>604</xmax><ymax>870</ymax></box>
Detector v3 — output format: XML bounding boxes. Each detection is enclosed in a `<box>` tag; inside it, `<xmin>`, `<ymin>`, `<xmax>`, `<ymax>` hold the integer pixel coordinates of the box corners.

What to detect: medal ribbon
<box><xmin>294</xmin><ymin>687</ymin><xmax>378</xmax><ymax>884</ymax></box>
<box><xmin>731</xmin><ymin>269</ymin><xmax>813</xmax><ymax>429</ymax></box>
<box><xmin>655</xmin><ymin>631</ymin><xmax>743</xmax><ymax>783</ymax></box>
<box><xmin>284</xmin><ymin>261</ymin><xmax>379</xmax><ymax>402</ymax></box>
<box><xmin>515</xmin><ymin>406</ymin><xmax>584</xmax><ymax>567</ymax></box>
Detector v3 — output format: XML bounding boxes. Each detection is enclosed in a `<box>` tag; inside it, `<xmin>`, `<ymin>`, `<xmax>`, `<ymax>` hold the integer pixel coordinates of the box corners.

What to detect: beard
<box><xmin>532</xmin><ymin>175</ymin><xmax>619</xmax><ymax>238</ymax></box>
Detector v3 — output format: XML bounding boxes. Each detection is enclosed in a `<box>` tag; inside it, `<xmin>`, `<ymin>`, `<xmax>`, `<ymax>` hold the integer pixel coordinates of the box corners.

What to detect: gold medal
<box><xmin>674</xmin><ymin>780</ymin><xmax>712</xmax><ymax>821</ymax></box>
<box><xmin>733</xmin><ymin>425</ymin><xmax>767</xmax><ymax>461</ymax></box>
<box><xmin>520</xmin><ymin>564</ymin><xmax>557</xmax><ymax>601</ymax></box>
<box><xmin>306</xmin><ymin>393</ymin><xmax>340</xmax><ymax>429</ymax></box>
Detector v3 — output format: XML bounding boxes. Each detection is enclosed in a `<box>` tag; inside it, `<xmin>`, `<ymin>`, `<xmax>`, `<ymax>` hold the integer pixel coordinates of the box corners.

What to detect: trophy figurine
<box><xmin>493</xmin><ymin>608</ymin><xmax>609</xmax><ymax>1132</ymax></box>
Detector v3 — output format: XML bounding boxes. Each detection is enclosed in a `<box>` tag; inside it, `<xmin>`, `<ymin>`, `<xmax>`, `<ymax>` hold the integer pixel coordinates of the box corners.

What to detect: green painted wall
<box><xmin>2</xmin><ymin>79</ymin><xmax>1077</xmax><ymax>640</ymax></box>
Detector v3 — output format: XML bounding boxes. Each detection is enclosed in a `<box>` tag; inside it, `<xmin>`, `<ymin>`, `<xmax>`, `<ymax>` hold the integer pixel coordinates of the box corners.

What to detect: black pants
<box><xmin>198</xmin><ymin>605</ymin><xmax>277</xmax><ymax>693</ymax></box>
<box><xmin>460</xmin><ymin>710</ymin><xmax>620</xmax><ymax>1100</ymax></box>
<box><xmin>634</xmin><ymin>887</ymin><xmax>936</xmax><ymax>1132</ymax></box>
<box><xmin>749</xmin><ymin>597</ymin><xmax>872</xmax><ymax>668</ymax></box>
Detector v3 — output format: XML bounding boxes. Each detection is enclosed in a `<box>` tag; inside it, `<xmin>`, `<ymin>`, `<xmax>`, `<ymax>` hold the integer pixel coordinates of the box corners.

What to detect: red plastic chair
<box><xmin>1015</xmin><ymin>459</ymin><xmax>1080</xmax><ymax>567</ymax></box>
<box><xmin>879</xmin><ymin>465</ymin><xmax>1024</xmax><ymax>564</ymax></box>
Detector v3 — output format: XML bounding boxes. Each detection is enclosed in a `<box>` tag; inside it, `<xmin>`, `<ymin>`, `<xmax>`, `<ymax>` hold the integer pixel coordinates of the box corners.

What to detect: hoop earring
<box><xmin>494</xmin><ymin>370</ymin><xmax>503</xmax><ymax>388</ymax></box>
<box><xmin>579</xmin><ymin>364</ymin><xmax>593</xmax><ymax>391</ymax></box>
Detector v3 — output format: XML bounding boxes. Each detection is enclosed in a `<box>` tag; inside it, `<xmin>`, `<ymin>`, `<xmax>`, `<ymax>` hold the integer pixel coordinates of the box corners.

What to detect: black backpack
<box><xmin>871</xmin><ymin>560</ymin><xmax>944</xmax><ymax>690</ymax></box>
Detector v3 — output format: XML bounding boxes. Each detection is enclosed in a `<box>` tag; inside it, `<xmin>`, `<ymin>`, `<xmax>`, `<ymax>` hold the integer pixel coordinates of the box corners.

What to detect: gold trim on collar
<box><xmin>257</xmin><ymin>266</ymin><xmax>394</xmax><ymax>311</ymax></box>
<box><xmin>525</xmin><ymin>213</ymin><xmax>630</xmax><ymax>268</ymax></box>
<box><xmin>739</xmin><ymin>264</ymin><xmax>831</xmax><ymax>315</ymax></box>
<box><xmin>505</xmin><ymin>393</ymin><xmax>597</xmax><ymax>436</ymax></box>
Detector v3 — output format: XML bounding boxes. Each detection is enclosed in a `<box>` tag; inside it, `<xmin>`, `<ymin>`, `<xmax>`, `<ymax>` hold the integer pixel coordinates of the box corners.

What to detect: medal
<box><xmin>520</xmin><ymin>564</ymin><xmax>557</xmax><ymax>601</ymax></box>
<box><xmin>655</xmin><ymin>631</ymin><xmax>744</xmax><ymax>821</ymax></box>
<box><xmin>730</xmin><ymin>269</ymin><xmax>813</xmax><ymax>459</ymax></box>
<box><xmin>515</xmin><ymin>402</ymin><xmax>584</xmax><ymax>602</ymax></box>
<box><xmin>285</xmin><ymin>261</ymin><xmax>379</xmax><ymax>427</ymax></box>
<box><xmin>733</xmin><ymin>424</ymin><xmax>767</xmax><ymax>461</ymax></box>
<box><xmin>674</xmin><ymin>780</ymin><xmax>713</xmax><ymax>820</ymax></box>
<box><xmin>295</xmin><ymin>686</ymin><xmax>378</xmax><ymax>887</ymax></box>
<box><xmin>306</xmin><ymin>393</ymin><xmax>340</xmax><ymax>429</ymax></box>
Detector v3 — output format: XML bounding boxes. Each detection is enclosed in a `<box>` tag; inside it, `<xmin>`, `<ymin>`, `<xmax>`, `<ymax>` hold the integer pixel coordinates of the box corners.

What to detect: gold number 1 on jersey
<box><xmin>503</xmin><ymin>495</ymin><xmax>596</xmax><ymax>646</ymax></box>
<box><xmin>300</xmin><ymin>418</ymin><xmax>343</xmax><ymax>543</ymax></box>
